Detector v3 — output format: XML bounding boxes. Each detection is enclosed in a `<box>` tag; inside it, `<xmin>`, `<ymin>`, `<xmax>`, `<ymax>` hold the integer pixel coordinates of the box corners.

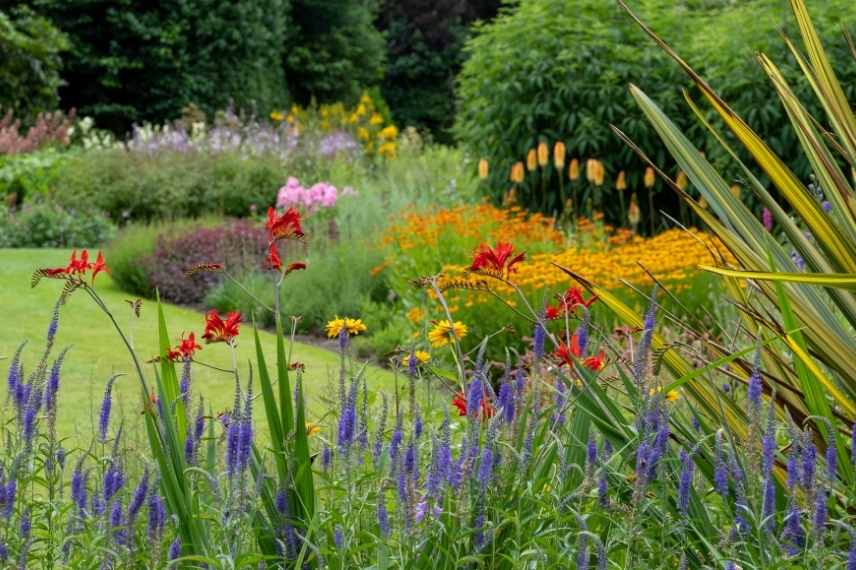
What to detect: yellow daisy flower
<box><xmin>428</xmin><ymin>320</ymin><xmax>468</xmax><ymax>347</ymax></box>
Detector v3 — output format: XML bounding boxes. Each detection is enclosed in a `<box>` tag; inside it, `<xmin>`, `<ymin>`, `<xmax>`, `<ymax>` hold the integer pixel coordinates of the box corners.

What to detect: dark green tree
<box><xmin>0</xmin><ymin>6</ymin><xmax>68</xmax><ymax>119</ymax></box>
<box><xmin>25</xmin><ymin>0</ymin><xmax>289</xmax><ymax>133</ymax></box>
<box><xmin>284</xmin><ymin>0</ymin><xmax>385</xmax><ymax>105</ymax></box>
<box><xmin>377</xmin><ymin>0</ymin><xmax>499</xmax><ymax>140</ymax></box>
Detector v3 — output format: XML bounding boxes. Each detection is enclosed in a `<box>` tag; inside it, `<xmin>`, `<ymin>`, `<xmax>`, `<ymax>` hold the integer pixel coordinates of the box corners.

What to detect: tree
<box><xmin>0</xmin><ymin>6</ymin><xmax>68</xmax><ymax>120</ymax></box>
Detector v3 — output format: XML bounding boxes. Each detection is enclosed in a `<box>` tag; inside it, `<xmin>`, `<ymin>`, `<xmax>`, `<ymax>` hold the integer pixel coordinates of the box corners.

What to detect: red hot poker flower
<box><xmin>202</xmin><ymin>310</ymin><xmax>241</xmax><ymax>344</ymax></box>
<box><xmin>266</xmin><ymin>207</ymin><xmax>304</xmax><ymax>240</ymax></box>
<box><xmin>168</xmin><ymin>332</ymin><xmax>203</xmax><ymax>361</ymax></box>
<box><xmin>469</xmin><ymin>242</ymin><xmax>525</xmax><ymax>276</ymax></box>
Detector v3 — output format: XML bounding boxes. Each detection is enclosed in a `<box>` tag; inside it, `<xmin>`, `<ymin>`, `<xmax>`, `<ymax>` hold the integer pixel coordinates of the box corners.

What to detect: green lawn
<box><xmin>0</xmin><ymin>249</ymin><xmax>394</xmax><ymax>443</ymax></box>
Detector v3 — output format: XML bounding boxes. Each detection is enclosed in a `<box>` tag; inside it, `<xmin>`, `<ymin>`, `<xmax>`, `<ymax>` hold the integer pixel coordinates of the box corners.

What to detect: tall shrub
<box><xmin>454</xmin><ymin>0</ymin><xmax>688</xmax><ymax>224</ymax></box>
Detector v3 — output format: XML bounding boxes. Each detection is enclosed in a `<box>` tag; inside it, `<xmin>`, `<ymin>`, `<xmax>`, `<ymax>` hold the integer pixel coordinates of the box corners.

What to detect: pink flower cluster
<box><xmin>275</xmin><ymin>177</ymin><xmax>354</xmax><ymax>213</ymax></box>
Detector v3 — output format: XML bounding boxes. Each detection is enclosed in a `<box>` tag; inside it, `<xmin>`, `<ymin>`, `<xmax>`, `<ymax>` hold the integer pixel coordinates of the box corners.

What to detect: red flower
<box><xmin>554</xmin><ymin>337</ymin><xmax>607</xmax><ymax>372</ymax></box>
<box><xmin>285</xmin><ymin>261</ymin><xmax>306</xmax><ymax>276</ymax></box>
<box><xmin>266</xmin><ymin>241</ymin><xmax>283</xmax><ymax>271</ymax></box>
<box><xmin>544</xmin><ymin>305</ymin><xmax>562</xmax><ymax>320</ymax></box>
<box><xmin>202</xmin><ymin>310</ymin><xmax>241</xmax><ymax>344</ymax></box>
<box><xmin>266</xmin><ymin>207</ymin><xmax>304</xmax><ymax>240</ymax></box>
<box><xmin>91</xmin><ymin>251</ymin><xmax>108</xmax><ymax>283</ymax></box>
<box><xmin>451</xmin><ymin>390</ymin><xmax>494</xmax><ymax>419</ymax></box>
<box><xmin>452</xmin><ymin>392</ymin><xmax>467</xmax><ymax>416</ymax></box>
<box><xmin>583</xmin><ymin>351</ymin><xmax>607</xmax><ymax>372</ymax></box>
<box><xmin>65</xmin><ymin>249</ymin><xmax>92</xmax><ymax>275</ymax></box>
<box><xmin>168</xmin><ymin>332</ymin><xmax>203</xmax><ymax>361</ymax></box>
<box><xmin>33</xmin><ymin>249</ymin><xmax>107</xmax><ymax>286</ymax></box>
<box><xmin>469</xmin><ymin>242</ymin><xmax>525</xmax><ymax>276</ymax></box>
<box><xmin>545</xmin><ymin>286</ymin><xmax>598</xmax><ymax>320</ymax></box>
<box><xmin>558</xmin><ymin>286</ymin><xmax>597</xmax><ymax>311</ymax></box>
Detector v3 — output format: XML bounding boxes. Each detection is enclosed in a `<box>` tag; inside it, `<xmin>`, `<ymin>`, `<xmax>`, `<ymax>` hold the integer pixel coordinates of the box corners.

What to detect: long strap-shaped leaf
<box><xmin>700</xmin><ymin>266</ymin><xmax>856</xmax><ymax>290</ymax></box>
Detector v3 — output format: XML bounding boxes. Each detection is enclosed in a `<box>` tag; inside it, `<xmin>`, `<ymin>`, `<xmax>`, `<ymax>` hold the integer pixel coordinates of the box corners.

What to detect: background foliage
<box><xmin>285</xmin><ymin>0</ymin><xmax>386</xmax><ymax>105</ymax></box>
<box><xmin>377</xmin><ymin>0</ymin><xmax>500</xmax><ymax>141</ymax></box>
<box><xmin>19</xmin><ymin>0</ymin><xmax>289</xmax><ymax>132</ymax></box>
<box><xmin>455</xmin><ymin>0</ymin><xmax>856</xmax><ymax>225</ymax></box>
<box><xmin>0</xmin><ymin>6</ymin><xmax>67</xmax><ymax>119</ymax></box>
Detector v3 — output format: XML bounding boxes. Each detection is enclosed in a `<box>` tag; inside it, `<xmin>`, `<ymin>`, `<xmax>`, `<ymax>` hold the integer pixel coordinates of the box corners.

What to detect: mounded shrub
<box><xmin>0</xmin><ymin>200</ymin><xmax>115</xmax><ymax>248</ymax></box>
<box><xmin>454</xmin><ymin>0</ymin><xmax>688</xmax><ymax>224</ymax></box>
<box><xmin>142</xmin><ymin>220</ymin><xmax>269</xmax><ymax>305</ymax></box>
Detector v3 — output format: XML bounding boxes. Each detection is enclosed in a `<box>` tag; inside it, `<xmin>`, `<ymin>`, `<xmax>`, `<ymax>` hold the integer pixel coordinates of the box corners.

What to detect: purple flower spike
<box><xmin>168</xmin><ymin>537</ymin><xmax>182</xmax><ymax>561</ymax></box>
<box><xmin>466</xmin><ymin>375</ymin><xmax>484</xmax><ymax>420</ymax></box>
<box><xmin>109</xmin><ymin>499</ymin><xmax>122</xmax><ymax>527</ymax></box>
<box><xmin>802</xmin><ymin>439</ymin><xmax>816</xmax><ymax>493</ymax></box>
<box><xmin>782</xmin><ymin>501</ymin><xmax>805</xmax><ymax>555</ymax></box>
<box><xmin>533</xmin><ymin>322</ymin><xmax>545</xmax><ymax>359</ymax></box>
<box><xmin>98</xmin><ymin>376</ymin><xmax>119</xmax><ymax>443</ymax></box>
<box><xmin>714</xmin><ymin>432</ymin><xmax>729</xmax><ymax>498</ymax></box>
<box><xmin>677</xmin><ymin>449</ymin><xmax>693</xmax><ymax>516</ymax></box>
<box><xmin>129</xmin><ymin>469</ymin><xmax>149</xmax><ymax>519</ymax></box>
<box><xmin>497</xmin><ymin>382</ymin><xmax>514</xmax><ymax>424</ymax></box>
<box><xmin>813</xmin><ymin>487</ymin><xmax>827</xmax><ymax>538</ymax></box>
<box><xmin>148</xmin><ymin>494</ymin><xmax>166</xmax><ymax>539</ymax></box>
<box><xmin>377</xmin><ymin>491</ymin><xmax>390</xmax><ymax>537</ymax></box>
<box><xmin>238</xmin><ymin>385</ymin><xmax>254</xmax><ymax>472</ymax></box>
<box><xmin>825</xmin><ymin>435</ymin><xmax>837</xmax><ymax>482</ymax></box>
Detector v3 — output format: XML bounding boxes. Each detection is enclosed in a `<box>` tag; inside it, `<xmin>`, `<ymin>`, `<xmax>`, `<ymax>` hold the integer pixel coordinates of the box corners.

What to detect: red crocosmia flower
<box><xmin>554</xmin><ymin>333</ymin><xmax>584</xmax><ymax>367</ymax></box>
<box><xmin>266</xmin><ymin>207</ymin><xmax>304</xmax><ymax>240</ymax></box>
<box><xmin>558</xmin><ymin>286</ymin><xmax>597</xmax><ymax>311</ymax></box>
<box><xmin>91</xmin><ymin>251</ymin><xmax>108</xmax><ymax>283</ymax></box>
<box><xmin>169</xmin><ymin>332</ymin><xmax>203</xmax><ymax>361</ymax></box>
<box><xmin>202</xmin><ymin>310</ymin><xmax>241</xmax><ymax>344</ymax></box>
<box><xmin>583</xmin><ymin>351</ymin><xmax>607</xmax><ymax>372</ymax></box>
<box><xmin>451</xmin><ymin>390</ymin><xmax>494</xmax><ymax>419</ymax></box>
<box><xmin>554</xmin><ymin>344</ymin><xmax>575</xmax><ymax>368</ymax></box>
<box><xmin>266</xmin><ymin>241</ymin><xmax>283</xmax><ymax>271</ymax></box>
<box><xmin>452</xmin><ymin>392</ymin><xmax>468</xmax><ymax>416</ymax></box>
<box><xmin>469</xmin><ymin>242</ymin><xmax>525</xmax><ymax>275</ymax></box>
<box><xmin>65</xmin><ymin>249</ymin><xmax>93</xmax><ymax>275</ymax></box>
<box><xmin>285</xmin><ymin>261</ymin><xmax>306</xmax><ymax>276</ymax></box>
<box><xmin>544</xmin><ymin>305</ymin><xmax>562</xmax><ymax>320</ymax></box>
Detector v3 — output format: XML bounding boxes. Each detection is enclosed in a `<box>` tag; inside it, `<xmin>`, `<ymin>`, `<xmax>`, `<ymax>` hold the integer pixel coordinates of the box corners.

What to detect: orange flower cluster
<box><xmin>382</xmin><ymin>203</ymin><xmax>564</xmax><ymax>253</ymax></box>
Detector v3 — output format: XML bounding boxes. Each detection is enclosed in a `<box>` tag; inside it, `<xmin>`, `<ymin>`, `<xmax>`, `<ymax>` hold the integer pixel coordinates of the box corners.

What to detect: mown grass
<box><xmin>0</xmin><ymin>248</ymin><xmax>394</xmax><ymax>442</ymax></box>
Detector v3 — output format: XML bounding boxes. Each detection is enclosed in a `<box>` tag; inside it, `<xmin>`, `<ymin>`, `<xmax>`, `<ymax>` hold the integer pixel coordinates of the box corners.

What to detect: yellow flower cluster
<box><xmin>325</xmin><ymin>317</ymin><xmax>368</xmax><ymax>338</ymax></box>
<box><xmin>270</xmin><ymin>92</ymin><xmax>398</xmax><ymax>159</ymax></box>
<box><xmin>437</xmin><ymin>228</ymin><xmax>733</xmax><ymax>301</ymax></box>
<box><xmin>382</xmin><ymin>203</ymin><xmax>564</xmax><ymax>252</ymax></box>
